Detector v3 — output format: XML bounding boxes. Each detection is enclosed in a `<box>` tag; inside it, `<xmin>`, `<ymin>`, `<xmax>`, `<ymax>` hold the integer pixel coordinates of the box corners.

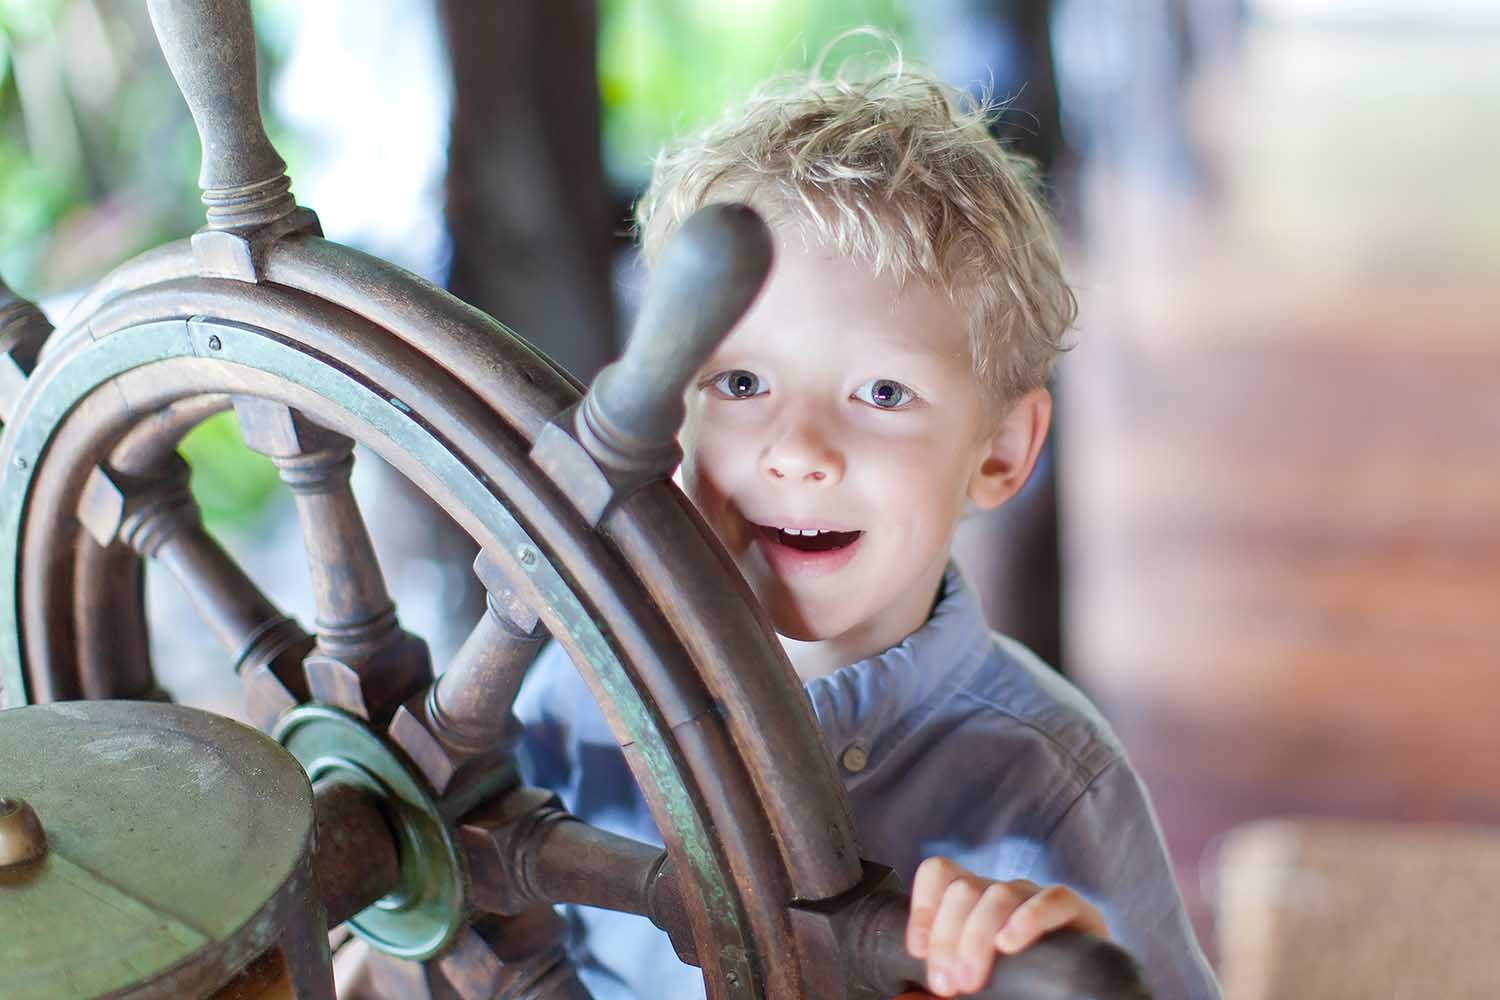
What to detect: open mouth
<box><xmin>766</xmin><ymin>526</ymin><xmax>861</xmax><ymax>551</ymax></box>
<box><xmin>750</xmin><ymin>523</ymin><xmax>864</xmax><ymax>577</ymax></box>
<box><xmin>754</xmin><ymin>524</ymin><xmax>863</xmax><ymax>553</ymax></box>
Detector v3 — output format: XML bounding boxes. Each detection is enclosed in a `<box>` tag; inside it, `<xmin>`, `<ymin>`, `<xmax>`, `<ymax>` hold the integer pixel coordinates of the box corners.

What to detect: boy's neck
<box><xmin>776</xmin><ymin>573</ymin><xmax>946</xmax><ymax>682</ymax></box>
<box><xmin>779</xmin><ymin>635</ymin><xmax>859</xmax><ymax>682</ymax></box>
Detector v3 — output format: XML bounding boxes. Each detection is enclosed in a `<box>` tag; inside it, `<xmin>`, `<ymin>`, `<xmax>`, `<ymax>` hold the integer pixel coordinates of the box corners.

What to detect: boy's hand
<box><xmin>902</xmin><ymin>857</ymin><xmax>1108</xmax><ymax>998</ymax></box>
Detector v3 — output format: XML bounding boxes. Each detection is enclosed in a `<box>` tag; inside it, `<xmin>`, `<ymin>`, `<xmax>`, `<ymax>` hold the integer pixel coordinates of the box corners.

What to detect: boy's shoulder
<box><xmin>833</xmin><ymin>627</ymin><xmax>1142</xmax><ymax>889</ymax></box>
<box><xmin>954</xmin><ymin>632</ymin><xmax>1125</xmax><ymax>788</ymax></box>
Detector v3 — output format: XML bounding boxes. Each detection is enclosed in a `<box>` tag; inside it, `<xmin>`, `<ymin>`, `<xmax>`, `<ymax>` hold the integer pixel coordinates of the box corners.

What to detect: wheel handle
<box><xmin>146</xmin><ymin>0</ymin><xmax>297</xmax><ymax>230</ymax></box>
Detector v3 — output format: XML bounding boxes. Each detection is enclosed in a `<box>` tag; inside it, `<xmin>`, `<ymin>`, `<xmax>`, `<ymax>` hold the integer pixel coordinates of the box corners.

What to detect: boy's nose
<box><xmin>760</xmin><ymin>422</ymin><xmax>844</xmax><ymax>485</ymax></box>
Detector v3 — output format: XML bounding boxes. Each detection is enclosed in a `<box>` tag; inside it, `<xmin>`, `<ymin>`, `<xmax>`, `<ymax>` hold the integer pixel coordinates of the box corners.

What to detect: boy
<box><xmin>516</xmin><ymin>65</ymin><xmax>1219</xmax><ymax>1000</ymax></box>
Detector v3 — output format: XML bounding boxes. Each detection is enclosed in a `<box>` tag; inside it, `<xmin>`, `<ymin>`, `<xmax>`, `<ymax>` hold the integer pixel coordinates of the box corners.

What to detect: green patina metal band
<box><xmin>0</xmin><ymin>320</ymin><xmax>190</xmax><ymax>709</ymax></box>
<box><xmin>0</xmin><ymin>316</ymin><xmax>747</xmax><ymax>976</ymax></box>
<box><xmin>274</xmin><ymin>703</ymin><xmax>466</xmax><ymax>960</ymax></box>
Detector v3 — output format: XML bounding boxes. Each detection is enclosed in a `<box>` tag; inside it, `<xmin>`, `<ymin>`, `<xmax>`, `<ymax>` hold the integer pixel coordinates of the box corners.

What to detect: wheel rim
<box><xmin>0</xmin><ymin>264</ymin><xmax>863</xmax><ymax>997</ymax></box>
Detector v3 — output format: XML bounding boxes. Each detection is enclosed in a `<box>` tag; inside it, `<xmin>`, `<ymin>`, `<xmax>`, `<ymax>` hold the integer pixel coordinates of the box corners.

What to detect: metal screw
<box><xmin>207</xmin><ymin>334</ymin><xmax>222</xmax><ymax>351</ymax></box>
<box><xmin>13</xmin><ymin>456</ymin><xmax>26</xmax><ymax>470</ymax></box>
<box><xmin>726</xmin><ymin>972</ymin><xmax>740</xmax><ymax>988</ymax></box>
<box><xmin>517</xmin><ymin>545</ymin><xmax>537</xmax><ymax>568</ymax></box>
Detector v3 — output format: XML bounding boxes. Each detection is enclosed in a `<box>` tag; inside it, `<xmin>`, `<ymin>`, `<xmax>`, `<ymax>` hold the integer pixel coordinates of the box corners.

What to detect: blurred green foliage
<box><xmin>598</xmin><ymin>0</ymin><xmax>913</xmax><ymax>183</ymax></box>
<box><xmin>0</xmin><ymin>0</ymin><xmax>301</xmax><ymax>298</ymax></box>
<box><xmin>178</xmin><ymin>411</ymin><xmax>281</xmax><ymax>529</ymax></box>
<box><xmin>0</xmin><ymin>0</ymin><xmax>302</xmax><ymax>530</ymax></box>
<box><xmin>3</xmin><ymin>0</ymin><xmax>919</xmax><ymax>293</ymax></box>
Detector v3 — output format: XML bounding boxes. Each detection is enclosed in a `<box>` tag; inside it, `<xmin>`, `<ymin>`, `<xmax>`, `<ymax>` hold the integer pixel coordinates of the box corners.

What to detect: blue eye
<box><xmin>853</xmin><ymin>378</ymin><xmax>915</xmax><ymax>410</ymax></box>
<box><xmin>710</xmin><ymin>369</ymin><xmax>765</xmax><ymax>399</ymax></box>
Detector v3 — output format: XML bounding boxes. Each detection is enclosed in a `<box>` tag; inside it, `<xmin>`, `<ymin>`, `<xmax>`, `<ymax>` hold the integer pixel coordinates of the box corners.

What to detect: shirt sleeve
<box><xmin>1022</xmin><ymin>758</ymin><xmax>1222</xmax><ymax>1000</ymax></box>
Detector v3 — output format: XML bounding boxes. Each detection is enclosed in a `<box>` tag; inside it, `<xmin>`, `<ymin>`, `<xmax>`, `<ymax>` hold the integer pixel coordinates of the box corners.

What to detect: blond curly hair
<box><xmin>635</xmin><ymin>62</ymin><xmax>1077</xmax><ymax>412</ymax></box>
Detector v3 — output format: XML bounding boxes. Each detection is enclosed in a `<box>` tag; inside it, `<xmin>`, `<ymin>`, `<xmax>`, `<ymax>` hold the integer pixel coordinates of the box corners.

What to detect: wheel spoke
<box><xmin>459</xmin><ymin>786</ymin><xmax>691</xmax><ymax>961</ymax></box>
<box><xmin>234</xmin><ymin>395</ymin><xmax>431</xmax><ymax>723</ymax></box>
<box><xmin>76</xmin><ymin>453</ymin><xmax>313</xmax><ymax>728</ymax></box>
<box><xmin>72</xmin><ymin>537</ymin><xmax>159</xmax><ymax>701</ymax></box>
<box><xmin>435</xmin><ymin>914</ymin><xmax>592</xmax><ymax>1000</ymax></box>
<box><xmin>387</xmin><ymin>549</ymin><xmax>546</xmax><ymax>795</ymax></box>
<box><xmin>308</xmin><ymin>774</ymin><xmax>592</xmax><ymax>999</ymax></box>
<box><xmin>73</xmin><ymin>396</ymin><xmax>231</xmax><ymax>702</ymax></box>
<box><xmin>432</xmin><ymin>550</ymin><xmax>547</xmax><ymax>745</ymax></box>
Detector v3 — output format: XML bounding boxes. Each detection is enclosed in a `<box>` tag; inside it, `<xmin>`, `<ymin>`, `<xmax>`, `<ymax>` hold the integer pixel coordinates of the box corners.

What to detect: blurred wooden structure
<box><xmin>1215</xmin><ymin>819</ymin><xmax>1500</xmax><ymax>999</ymax></box>
<box><xmin>1060</xmin><ymin>19</ymin><xmax>1500</xmax><ymax>957</ymax></box>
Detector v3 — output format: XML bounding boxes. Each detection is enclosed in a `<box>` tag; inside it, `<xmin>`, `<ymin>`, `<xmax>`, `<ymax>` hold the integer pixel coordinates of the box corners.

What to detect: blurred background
<box><xmin>3</xmin><ymin>1</ymin><xmax>1498</xmax><ymax>995</ymax></box>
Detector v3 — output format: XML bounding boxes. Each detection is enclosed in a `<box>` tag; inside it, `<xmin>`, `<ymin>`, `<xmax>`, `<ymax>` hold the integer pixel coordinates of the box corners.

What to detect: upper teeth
<box><xmin>782</xmin><ymin>528</ymin><xmax>829</xmax><ymax>536</ymax></box>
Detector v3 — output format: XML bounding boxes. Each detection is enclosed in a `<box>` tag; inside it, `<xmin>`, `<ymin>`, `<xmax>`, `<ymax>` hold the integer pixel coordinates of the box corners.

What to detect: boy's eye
<box><xmin>709</xmin><ymin>369</ymin><xmax>765</xmax><ymax>399</ymax></box>
<box><xmin>853</xmin><ymin>378</ymin><xmax>916</xmax><ymax>410</ymax></box>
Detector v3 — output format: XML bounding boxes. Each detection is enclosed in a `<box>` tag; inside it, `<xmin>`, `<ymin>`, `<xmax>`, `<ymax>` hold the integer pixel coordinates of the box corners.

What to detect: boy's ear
<box><xmin>967</xmin><ymin>387</ymin><xmax>1052</xmax><ymax>510</ymax></box>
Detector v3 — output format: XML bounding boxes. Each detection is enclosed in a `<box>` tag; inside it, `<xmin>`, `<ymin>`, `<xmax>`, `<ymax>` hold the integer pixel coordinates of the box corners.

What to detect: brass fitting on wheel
<box><xmin>0</xmin><ymin>797</ymin><xmax>46</xmax><ymax>868</ymax></box>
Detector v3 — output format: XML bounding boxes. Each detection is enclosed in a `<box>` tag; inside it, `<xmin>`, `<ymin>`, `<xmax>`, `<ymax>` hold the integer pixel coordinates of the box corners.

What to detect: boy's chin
<box><xmin>748</xmin><ymin>578</ymin><xmax>859</xmax><ymax>643</ymax></box>
<box><xmin>772</xmin><ymin>622</ymin><xmax>823</xmax><ymax>643</ymax></box>
<box><xmin>765</xmin><ymin>604</ymin><xmax>846</xmax><ymax>645</ymax></box>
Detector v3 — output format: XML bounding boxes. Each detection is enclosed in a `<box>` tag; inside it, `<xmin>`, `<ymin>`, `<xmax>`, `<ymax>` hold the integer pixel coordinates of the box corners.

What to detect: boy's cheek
<box><xmin>681</xmin><ymin>420</ymin><xmax>752</xmax><ymax>482</ymax></box>
<box><xmin>676</xmin><ymin>456</ymin><xmax>730</xmax><ymax>523</ymax></box>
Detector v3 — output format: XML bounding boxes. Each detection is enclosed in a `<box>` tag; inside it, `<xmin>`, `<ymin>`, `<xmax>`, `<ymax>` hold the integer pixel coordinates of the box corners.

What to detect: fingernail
<box><xmin>930</xmin><ymin>968</ymin><xmax>951</xmax><ymax>994</ymax></box>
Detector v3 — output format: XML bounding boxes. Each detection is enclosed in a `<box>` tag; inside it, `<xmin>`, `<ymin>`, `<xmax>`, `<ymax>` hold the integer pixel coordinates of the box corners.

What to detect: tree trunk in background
<box><xmin>436</xmin><ymin>0</ymin><xmax>617</xmax><ymax>385</ymax></box>
<box><xmin>949</xmin><ymin>0</ymin><xmax>1067</xmax><ymax>673</ymax></box>
<box><xmin>991</xmin><ymin>0</ymin><xmax>1065</xmax><ymax>177</ymax></box>
<box><xmin>377</xmin><ymin>1</ymin><xmax>617</xmax><ymax>674</ymax></box>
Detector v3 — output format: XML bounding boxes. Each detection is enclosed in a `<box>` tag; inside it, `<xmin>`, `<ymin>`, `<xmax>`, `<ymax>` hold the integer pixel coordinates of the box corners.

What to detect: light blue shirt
<box><xmin>515</xmin><ymin>565</ymin><xmax>1220</xmax><ymax>1000</ymax></box>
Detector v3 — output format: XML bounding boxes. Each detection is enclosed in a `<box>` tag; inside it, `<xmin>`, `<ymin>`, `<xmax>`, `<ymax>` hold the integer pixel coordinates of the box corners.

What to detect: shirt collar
<box><xmin>802</xmin><ymin>562</ymin><xmax>993</xmax><ymax>772</ymax></box>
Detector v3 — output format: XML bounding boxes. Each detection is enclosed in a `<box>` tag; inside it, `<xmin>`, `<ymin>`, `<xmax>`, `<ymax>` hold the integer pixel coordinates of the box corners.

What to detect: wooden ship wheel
<box><xmin>0</xmin><ymin>2</ymin><xmax>1150</xmax><ymax>998</ymax></box>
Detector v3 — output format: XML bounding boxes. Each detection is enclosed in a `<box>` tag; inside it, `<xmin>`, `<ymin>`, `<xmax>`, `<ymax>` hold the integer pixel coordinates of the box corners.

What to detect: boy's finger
<box><xmin>907</xmin><ymin>858</ymin><xmax>961</xmax><ymax>958</ymax></box>
<box><xmin>910</xmin><ymin>857</ymin><xmax>961</xmax><ymax>906</ymax></box>
<box><xmin>951</xmin><ymin>882</ymin><xmax>1028</xmax><ymax>992</ymax></box>
<box><xmin>995</xmin><ymin>886</ymin><xmax>1108</xmax><ymax>954</ymax></box>
<box><xmin>925</xmin><ymin>879</ymin><xmax>982</xmax><ymax>996</ymax></box>
<box><xmin>907</xmin><ymin>903</ymin><xmax>937</xmax><ymax>959</ymax></box>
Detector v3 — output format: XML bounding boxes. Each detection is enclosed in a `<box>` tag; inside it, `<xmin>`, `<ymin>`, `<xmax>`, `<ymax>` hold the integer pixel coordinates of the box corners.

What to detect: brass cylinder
<box><xmin>0</xmin><ymin>797</ymin><xmax>47</xmax><ymax>868</ymax></box>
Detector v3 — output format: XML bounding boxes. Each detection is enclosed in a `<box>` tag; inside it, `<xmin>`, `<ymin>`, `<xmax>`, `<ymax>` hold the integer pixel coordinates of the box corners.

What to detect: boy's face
<box><xmin>679</xmin><ymin>228</ymin><xmax>1043</xmax><ymax>668</ymax></box>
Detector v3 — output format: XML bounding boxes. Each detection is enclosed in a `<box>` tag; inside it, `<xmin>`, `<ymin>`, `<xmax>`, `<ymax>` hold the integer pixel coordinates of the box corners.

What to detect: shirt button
<box><xmin>840</xmin><ymin>743</ymin><xmax>869</xmax><ymax>773</ymax></box>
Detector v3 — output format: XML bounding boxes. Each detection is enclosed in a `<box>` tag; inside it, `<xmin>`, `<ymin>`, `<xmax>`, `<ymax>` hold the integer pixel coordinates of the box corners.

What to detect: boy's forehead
<box><xmin>733</xmin><ymin>230</ymin><xmax>970</xmax><ymax>355</ymax></box>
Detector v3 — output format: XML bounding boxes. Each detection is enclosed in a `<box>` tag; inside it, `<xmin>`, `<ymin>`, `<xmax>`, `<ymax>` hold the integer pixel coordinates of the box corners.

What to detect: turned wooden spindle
<box><xmin>275</xmin><ymin>436</ymin><xmax>401</xmax><ymax>662</ymax></box>
<box><xmin>234</xmin><ymin>397</ymin><xmax>431</xmax><ymax>723</ymax></box>
<box><xmin>387</xmin><ymin>549</ymin><xmax>547</xmax><ymax>795</ymax></box>
<box><xmin>75</xmin><ymin>400</ymin><xmax>225</xmax><ymax>704</ymax></box>
<box><xmin>424</xmin><ymin>595</ymin><xmax>538</xmax><ymax>750</ymax></box>
<box><xmin>77</xmin><ymin>454</ymin><xmax>314</xmax><ymax>727</ymax></box>
<box><xmin>458</xmin><ymin>787</ymin><xmax>692</xmax><ymax>958</ymax></box>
